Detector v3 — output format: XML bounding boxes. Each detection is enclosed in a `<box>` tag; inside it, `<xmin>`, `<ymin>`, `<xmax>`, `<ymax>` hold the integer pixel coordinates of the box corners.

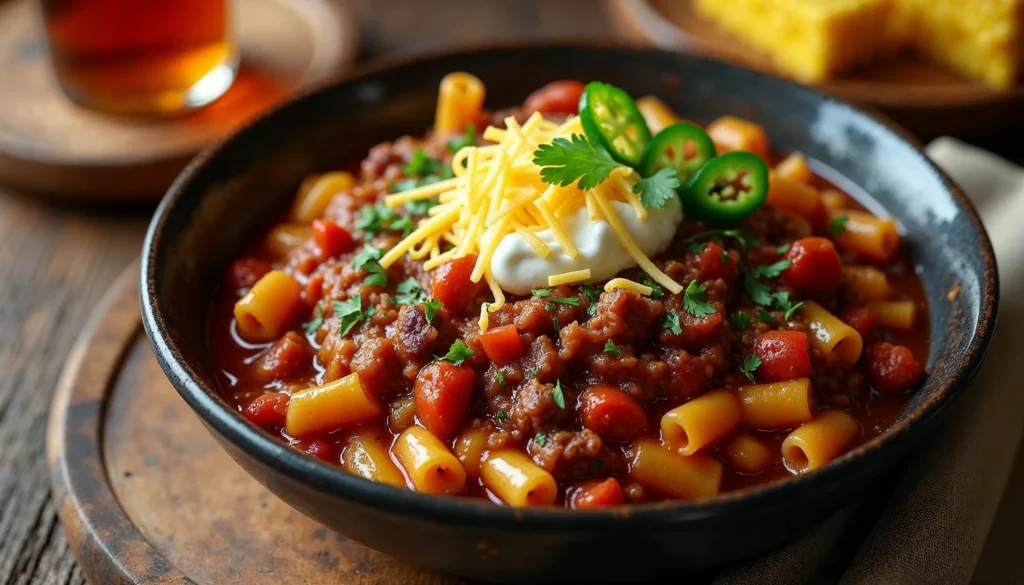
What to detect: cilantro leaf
<box><xmin>533</xmin><ymin>134</ymin><xmax>621</xmax><ymax>190</ymax></box>
<box><xmin>642</xmin><ymin>276</ymin><xmax>664</xmax><ymax>299</ymax></box>
<box><xmin>633</xmin><ymin>167</ymin><xmax>680</xmax><ymax>209</ymax></box>
<box><xmin>404</xmin><ymin>148</ymin><xmax>439</xmax><ymax>177</ymax></box>
<box><xmin>404</xmin><ymin>197</ymin><xmax>439</xmax><ymax>216</ymax></box>
<box><xmin>740</xmin><ymin>354</ymin><xmax>762</xmax><ymax>382</ymax></box>
<box><xmin>580</xmin><ymin>284</ymin><xmax>601</xmax><ymax>304</ymax></box>
<box><xmin>742</xmin><ymin>267</ymin><xmax>775</xmax><ymax>306</ymax></box>
<box><xmin>529</xmin><ymin>368</ymin><xmax>540</xmax><ymax>378</ymax></box>
<box><xmin>552</xmin><ymin>380</ymin><xmax>566</xmax><ymax>409</ymax></box>
<box><xmin>751</xmin><ymin>259</ymin><xmax>791</xmax><ymax>279</ymax></box>
<box><xmin>353</xmin><ymin>244</ymin><xmax>383</xmax><ymax>270</ymax></box>
<box><xmin>333</xmin><ymin>295</ymin><xmax>372</xmax><ymax>337</ymax></box>
<box><xmin>773</xmin><ymin>291</ymin><xmax>804</xmax><ymax>321</ymax></box>
<box><xmin>447</xmin><ymin>123</ymin><xmax>476</xmax><ymax>153</ymax></box>
<box><xmin>356</xmin><ymin>204</ymin><xmax>412</xmax><ymax>236</ymax></box>
<box><xmin>729</xmin><ymin>311</ymin><xmax>753</xmax><ymax>331</ymax></box>
<box><xmin>757</xmin><ymin>309</ymin><xmax>776</xmax><ymax>326</ymax></box>
<box><xmin>776</xmin><ymin>242</ymin><xmax>792</xmax><ymax>255</ymax></box>
<box><xmin>496</xmin><ymin>371</ymin><xmax>506</xmax><ymax>388</ymax></box>
<box><xmin>535</xmin><ymin>432</ymin><xmax>547</xmax><ymax>447</ymax></box>
<box><xmin>531</xmin><ymin>288</ymin><xmax>551</xmax><ymax>297</ymax></box>
<box><xmin>683</xmin><ymin>281</ymin><xmax>716</xmax><ymax>318</ymax></box>
<box><xmin>496</xmin><ymin>409</ymin><xmax>509</xmax><ymax>420</ymax></box>
<box><xmin>829</xmin><ymin>215</ymin><xmax>849</xmax><ymax>237</ymax></box>
<box><xmin>663</xmin><ymin>310</ymin><xmax>683</xmax><ymax>335</ymax></box>
<box><xmin>390</xmin><ymin>178</ymin><xmax>420</xmax><ymax>193</ymax></box>
<box><xmin>394</xmin><ymin>277</ymin><xmax>427</xmax><ymax>305</ymax></box>
<box><xmin>422</xmin><ymin>299</ymin><xmax>443</xmax><ymax>323</ymax></box>
<box><xmin>604</xmin><ymin>340</ymin><xmax>620</xmax><ymax>356</ymax></box>
<box><xmin>684</xmin><ymin>229</ymin><xmax>760</xmax><ymax>252</ymax></box>
<box><xmin>303</xmin><ymin>305</ymin><xmax>324</xmax><ymax>335</ymax></box>
<box><xmin>362</xmin><ymin>262</ymin><xmax>387</xmax><ymax>288</ymax></box>
<box><xmin>533</xmin><ymin>288</ymin><xmax>580</xmax><ymax>306</ymax></box>
<box><xmin>439</xmin><ymin>339</ymin><xmax>474</xmax><ymax>366</ymax></box>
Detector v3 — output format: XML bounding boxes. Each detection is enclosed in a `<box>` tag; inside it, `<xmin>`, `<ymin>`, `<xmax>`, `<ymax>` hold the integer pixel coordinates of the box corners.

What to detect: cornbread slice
<box><xmin>693</xmin><ymin>0</ymin><xmax>900</xmax><ymax>83</ymax></box>
<box><xmin>902</xmin><ymin>0</ymin><xmax>1023</xmax><ymax>89</ymax></box>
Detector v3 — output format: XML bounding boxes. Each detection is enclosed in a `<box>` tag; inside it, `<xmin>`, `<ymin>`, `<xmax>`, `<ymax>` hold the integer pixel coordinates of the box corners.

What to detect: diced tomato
<box><xmin>243</xmin><ymin>393</ymin><xmax>289</xmax><ymax>428</ymax></box>
<box><xmin>706</xmin><ymin>116</ymin><xmax>769</xmax><ymax>158</ymax></box>
<box><xmin>579</xmin><ymin>385</ymin><xmax>648</xmax><ymax>442</ymax></box>
<box><xmin>479</xmin><ymin>325</ymin><xmax>524</xmax><ymax>365</ymax></box>
<box><xmin>840</xmin><ymin>307</ymin><xmax>878</xmax><ymax>339</ymax></box>
<box><xmin>694</xmin><ymin>242</ymin><xmax>739</xmax><ymax>281</ymax></box>
<box><xmin>569</xmin><ymin>477</ymin><xmax>625</xmax><ymax>510</ymax></box>
<box><xmin>312</xmin><ymin>219</ymin><xmax>354</xmax><ymax>259</ymax></box>
<box><xmin>752</xmin><ymin>330</ymin><xmax>812</xmax><ymax>382</ymax></box>
<box><xmin>524</xmin><ymin>80</ymin><xmax>585</xmax><ymax>116</ymax></box>
<box><xmin>305</xmin><ymin>272</ymin><xmax>325</xmax><ymax>301</ymax></box>
<box><xmin>225</xmin><ymin>258</ymin><xmax>271</xmax><ymax>291</ymax></box>
<box><xmin>865</xmin><ymin>342</ymin><xmax>925</xmax><ymax>393</ymax></box>
<box><xmin>414</xmin><ymin>361</ymin><xmax>476</xmax><ymax>438</ymax></box>
<box><xmin>303</xmin><ymin>439</ymin><xmax>335</xmax><ymax>462</ymax></box>
<box><xmin>430</xmin><ymin>255</ymin><xmax>485</xmax><ymax>314</ymax></box>
<box><xmin>678</xmin><ymin>310</ymin><xmax>724</xmax><ymax>348</ymax></box>
<box><xmin>783</xmin><ymin>237</ymin><xmax>843</xmax><ymax>296</ymax></box>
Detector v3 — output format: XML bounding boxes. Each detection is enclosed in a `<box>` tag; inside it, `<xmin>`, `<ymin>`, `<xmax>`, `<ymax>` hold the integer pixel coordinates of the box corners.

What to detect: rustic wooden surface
<box><xmin>2</xmin><ymin>1</ymin><xmax>1023</xmax><ymax>584</ymax></box>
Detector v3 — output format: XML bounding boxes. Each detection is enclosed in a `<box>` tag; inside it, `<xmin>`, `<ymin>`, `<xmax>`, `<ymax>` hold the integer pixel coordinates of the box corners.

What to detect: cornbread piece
<box><xmin>693</xmin><ymin>0</ymin><xmax>900</xmax><ymax>82</ymax></box>
<box><xmin>902</xmin><ymin>0</ymin><xmax>1023</xmax><ymax>89</ymax></box>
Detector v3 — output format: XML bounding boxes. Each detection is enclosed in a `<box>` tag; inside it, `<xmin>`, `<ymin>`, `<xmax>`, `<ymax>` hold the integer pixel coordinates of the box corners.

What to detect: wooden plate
<box><xmin>46</xmin><ymin>261</ymin><xmax>468</xmax><ymax>585</ymax></box>
<box><xmin>610</xmin><ymin>0</ymin><xmax>1024</xmax><ymax>137</ymax></box>
<box><xmin>0</xmin><ymin>0</ymin><xmax>358</xmax><ymax>200</ymax></box>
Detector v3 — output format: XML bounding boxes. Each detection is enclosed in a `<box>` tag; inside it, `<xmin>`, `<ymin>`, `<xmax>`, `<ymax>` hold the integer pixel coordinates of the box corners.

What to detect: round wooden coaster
<box><xmin>47</xmin><ymin>261</ymin><xmax>467</xmax><ymax>585</ymax></box>
<box><xmin>610</xmin><ymin>0</ymin><xmax>1024</xmax><ymax>137</ymax></box>
<box><xmin>0</xmin><ymin>0</ymin><xmax>357</xmax><ymax>200</ymax></box>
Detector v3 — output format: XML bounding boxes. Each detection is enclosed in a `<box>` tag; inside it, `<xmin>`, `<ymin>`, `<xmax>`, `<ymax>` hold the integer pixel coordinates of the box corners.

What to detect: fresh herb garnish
<box><xmin>404</xmin><ymin>148</ymin><xmax>440</xmax><ymax>177</ymax></box>
<box><xmin>642</xmin><ymin>276</ymin><xmax>664</xmax><ymax>299</ymax></box>
<box><xmin>439</xmin><ymin>339</ymin><xmax>474</xmax><ymax>366</ymax></box>
<box><xmin>394</xmin><ymin>278</ymin><xmax>427</xmax><ymax>305</ymax></box>
<box><xmin>729</xmin><ymin>311</ymin><xmax>753</xmax><ymax>331</ymax></box>
<box><xmin>353</xmin><ymin>245</ymin><xmax>383</xmax><ymax>271</ymax></box>
<box><xmin>447</xmin><ymin>123</ymin><xmax>476</xmax><ymax>153</ymax></box>
<box><xmin>303</xmin><ymin>305</ymin><xmax>324</xmax><ymax>335</ymax></box>
<box><xmin>361</xmin><ymin>261</ymin><xmax>388</xmax><ymax>288</ymax></box>
<box><xmin>751</xmin><ymin>259</ymin><xmax>791</xmax><ymax>279</ymax></box>
<box><xmin>356</xmin><ymin>203</ymin><xmax>413</xmax><ymax>236</ymax></box>
<box><xmin>580</xmin><ymin>283</ymin><xmax>601</xmax><ymax>317</ymax></box>
<box><xmin>663</xmin><ymin>310</ymin><xmax>683</xmax><ymax>335</ymax></box>
<box><xmin>741</xmin><ymin>266</ymin><xmax>776</xmax><ymax>306</ymax></box>
<box><xmin>683</xmin><ymin>281</ymin><xmax>716</xmax><ymax>318</ymax></box>
<box><xmin>404</xmin><ymin>197</ymin><xmax>439</xmax><ymax>216</ymax></box>
<box><xmin>552</xmin><ymin>380</ymin><xmax>566</xmax><ymax>409</ymax></box>
<box><xmin>829</xmin><ymin>215</ymin><xmax>849</xmax><ymax>237</ymax></box>
<box><xmin>684</xmin><ymin>229</ymin><xmax>760</xmax><ymax>252</ymax></box>
<box><xmin>720</xmin><ymin>251</ymin><xmax>731</xmax><ymax>264</ymax></box>
<box><xmin>333</xmin><ymin>296</ymin><xmax>374</xmax><ymax>337</ymax></box>
<box><xmin>551</xmin><ymin>315</ymin><xmax>561</xmax><ymax>331</ymax></box>
<box><xmin>532</xmin><ymin>288</ymin><xmax>580</xmax><ymax>306</ymax></box>
<box><xmin>740</xmin><ymin>354</ymin><xmax>762</xmax><ymax>382</ymax></box>
<box><xmin>422</xmin><ymin>299</ymin><xmax>443</xmax><ymax>324</ymax></box>
<box><xmin>496</xmin><ymin>371</ymin><xmax>506</xmax><ymax>388</ymax></box>
<box><xmin>773</xmin><ymin>291</ymin><xmax>804</xmax><ymax>321</ymax></box>
<box><xmin>757</xmin><ymin>309</ymin><xmax>777</xmax><ymax>326</ymax></box>
<box><xmin>604</xmin><ymin>340</ymin><xmax>620</xmax><ymax>356</ymax></box>
<box><xmin>496</xmin><ymin>409</ymin><xmax>509</xmax><ymax>421</ymax></box>
<box><xmin>535</xmin><ymin>432</ymin><xmax>548</xmax><ymax>447</ymax></box>
<box><xmin>632</xmin><ymin>167</ymin><xmax>680</xmax><ymax>209</ymax></box>
<box><xmin>776</xmin><ymin>242</ymin><xmax>792</xmax><ymax>255</ymax></box>
<box><xmin>533</xmin><ymin>134</ymin><xmax>621</xmax><ymax>190</ymax></box>
<box><xmin>529</xmin><ymin>368</ymin><xmax>540</xmax><ymax>378</ymax></box>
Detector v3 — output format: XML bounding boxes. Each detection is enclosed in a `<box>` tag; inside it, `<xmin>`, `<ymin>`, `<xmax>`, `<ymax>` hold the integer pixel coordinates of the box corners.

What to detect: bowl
<box><xmin>141</xmin><ymin>45</ymin><xmax>998</xmax><ymax>584</ymax></box>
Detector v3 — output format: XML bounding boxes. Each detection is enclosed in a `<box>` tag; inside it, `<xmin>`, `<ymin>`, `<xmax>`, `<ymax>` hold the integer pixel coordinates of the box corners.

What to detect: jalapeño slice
<box><xmin>681</xmin><ymin>151</ymin><xmax>769</xmax><ymax>224</ymax></box>
<box><xmin>639</xmin><ymin>122</ymin><xmax>716</xmax><ymax>181</ymax></box>
<box><xmin>578</xmin><ymin>81</ymin><xmax>652</xmax><ymax>167</ymax></box>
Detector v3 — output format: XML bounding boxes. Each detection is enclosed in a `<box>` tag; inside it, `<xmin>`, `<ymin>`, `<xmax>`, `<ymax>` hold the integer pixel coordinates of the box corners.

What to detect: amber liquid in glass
<box><xmin>41</xmin><ymin>0</ymin><xmax>238</xmax><ymax>116</ymax></box>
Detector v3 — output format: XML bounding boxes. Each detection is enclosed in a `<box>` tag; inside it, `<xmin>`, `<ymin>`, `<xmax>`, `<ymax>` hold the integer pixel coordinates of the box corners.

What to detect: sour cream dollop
<box><xmin>490</xmin><ymin>197</ymin><xmax>683</xmax><ymax>295</ymax></box>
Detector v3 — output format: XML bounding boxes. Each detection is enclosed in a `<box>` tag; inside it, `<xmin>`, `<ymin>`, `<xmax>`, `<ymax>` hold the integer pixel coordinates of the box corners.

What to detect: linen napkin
<box><xmin>713</xmin><ymin>138</ymin><xmax>1024</xmax><ymax>585</ymax></box>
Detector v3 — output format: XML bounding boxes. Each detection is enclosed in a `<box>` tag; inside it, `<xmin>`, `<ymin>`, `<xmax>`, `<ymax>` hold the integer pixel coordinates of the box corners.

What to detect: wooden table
<box><xmin>0</xmin><ymin>2</ymin><xmax>1020</xmax><ymax>583</ymax></box>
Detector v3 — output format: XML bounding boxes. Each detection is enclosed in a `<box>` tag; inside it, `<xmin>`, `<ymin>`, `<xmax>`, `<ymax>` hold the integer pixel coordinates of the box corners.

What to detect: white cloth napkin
<box><xmin>713</xmin><ymin>138</ymin><xmax>1024</xmax><ymax>585</ymax></box>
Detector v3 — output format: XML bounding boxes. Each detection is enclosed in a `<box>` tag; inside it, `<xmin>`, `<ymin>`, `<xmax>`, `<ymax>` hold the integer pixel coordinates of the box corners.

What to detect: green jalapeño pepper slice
<box><xmin>639</xmin><ymin>122</ymin><xmax>716</xmax><ymax>181</ymax></box>
<box><xmin>578</xmin><ymin>82</ymin><xmax>652</xmax><ymax>167</ymax></box>
<box><xmin>681</xmin><ymin>151</ymin><xmax>769</xmax><ymax>224</ymax></box>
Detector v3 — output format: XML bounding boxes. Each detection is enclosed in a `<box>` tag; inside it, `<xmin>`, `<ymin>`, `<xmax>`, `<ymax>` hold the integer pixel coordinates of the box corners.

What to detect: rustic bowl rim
<box><xmin>141</xmin><ymin>43</ymin><xmax>999</xmax><ymax>528</ymax></box>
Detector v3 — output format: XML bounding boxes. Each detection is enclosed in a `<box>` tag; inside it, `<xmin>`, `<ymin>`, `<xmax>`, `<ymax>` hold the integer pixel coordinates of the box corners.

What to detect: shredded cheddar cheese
<box><xmin>548</xmin><ymin>269</ymin><xmax>592</xmax><ymax>287</ymax></box>
<box><xmin>604</xmin><ymin>278</ymin><xmax>654</xmax><ymax>296</ymax></box>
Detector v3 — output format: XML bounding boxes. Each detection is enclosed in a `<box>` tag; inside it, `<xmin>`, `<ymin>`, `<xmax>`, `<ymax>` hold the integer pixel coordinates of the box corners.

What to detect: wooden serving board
<box><xmin>45</xmin><ymin>261</ymin><xmax>469</xmax><ymax>585</ymax></box>
<box><xmin>610</xmin><ymin>0</ymin><xmax>1024</xmax><ymax>137</ymax></box>
<box><xmin>0</xmin><ymin>0</ymin><xmax>357</xmax><ymax>200</ymax></box>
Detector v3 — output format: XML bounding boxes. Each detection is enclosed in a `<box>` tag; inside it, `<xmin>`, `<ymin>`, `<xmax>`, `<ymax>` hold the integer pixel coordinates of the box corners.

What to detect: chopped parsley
<box><xmin>776</xmin><ymin>242</ymin><xmax>792</xmax><ymax>255</ymax></box>
<box><xmin>604</xmin><ymin>340</ymin><xmax>620</xmax><ymax>356</ymax></box>
<box><xmin>393</xmin><ymin>277</ymin><xmax>427</xmax><ymax>305</ymax></box>
<box><xmin>333</xmin><ymin>295</ymin><xmax>374</xmax><ymax>336</ymax></box>
<box><xmin>447</xmin><ymin>123</ymin><xmax>476</xmax><ymax>153</ymax></box>
<box><xmin>535</xmin><ymin>432</ymin><xmax>548</xmax><ymax>447</ymax></box>
<box><xmin>552</xmin><ymin>380</ymin><xmax>566</xmax><ymax>409</ymax></box>
<box><xmin>422</xmin><ymin>299</ymin><xmax>443</xmax><ymax>324</ymax></box>
<box><xmin>663</xmin><ymin>310</ymin><xmax>683</xmax><ymax>335</ymax></box>
<box><xmin>303</xmin><ymin>305</ymin><xmax>324</xmax><ymax>335</ymax></box>
<box><xmin>404</xmin><ymin>197</ymin><xmax>439</xmax><ymax>216</ymax></box>
<box><xmin>741</xmin><ymin>266</ymin><xmax>776</xmax><ymax>306</ymax></box>
<box><xmin>632</xmin><ymin>167</ymin><xmax>680</xmax><ymax>209</ymax></box>
<box><xmin>682</xmin><ymin>281</ymin><xmax>716</xmax><ymax>318</ymax></box>
<box><xmin>740</xmin><ymin>354</ymin><xmax>762</xmax><ymax>382</ymax></box>
<box><xmin>352</xmin><ymin>244</ymin><xmax>383</xmax><ymax>270</ymax></box>
<box><xmin>532</xmin><ymin>289</ymin><xmax>580</xmax><ymax>306</ymax></box>
<box><xmin>496</xmin><ymin>371</ymin><xmax>506</xmax><ymax>388</ymax></box>
<box><xmin>773</xmin><ymin>291</ymin><xmax>804</xmax><ymax>321</ymax></box>
<box><xmin>751</xmin><ymin>259</ymin><xmax>791</xmax><ymax>279</ymax></box>
<box><xmin>404</xmin><ymin>148</ymin><xmax>441</xmax><ymax>177</ymax></box>
<box><xmin>580</xmin><ymin>283</ymin><xmax>602</xmax><ymax>317</ymax></box>
<box><xmin>829</xmin><ymin>215</ymin><xmax>849</xmax><ymax>237</ymax></box>
<box><xmin>683</xmin><ymin>229</ymin><xmax>760</xmax><ymax>252</ymax></box>
<box><xmin>439</xmin><ymin>339</ymin><xmax>474</xmax><ymax>366</ymax></box>
<box><xmin>496</xmin><ymin>409</ymin><xmax>509</xmax><ymax>421</ymax></box>
<box><xmin>642</xmin><ymin>276</ymin><xmax>664</xmax><ymax>299</ymax></box>
<box><xmin>729</xmin><ymin>311</ymin><xmax>753</xmax><ymax>331</ymax></box>
<box><xmin>361</xmin><ymin>261</ymin><xmax>387</xmax><ymax>288</ymax></box>
<box><xmin>757</xmin><ymin>309</ymin><xmax>777</xmax><ymax>326</ymax></box>
<box><xmin>356</xmin><ymin>203</ymin><xmax>413</xmax><ymax>236</ymax></box>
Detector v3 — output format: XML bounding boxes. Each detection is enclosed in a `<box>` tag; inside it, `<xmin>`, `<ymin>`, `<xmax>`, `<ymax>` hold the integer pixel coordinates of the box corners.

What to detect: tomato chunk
<box><xmin>694</xmin><ymin>242</ymin><xmax>739</xmax><ymax>281</ymax></box>
<box><xmin>312</xmin><ymin>219</ymin><xmax>354</xmax><ymax>258</ymax></box>
<box><xmin>752</xmin><ymin>330</ymin><xmax>812</xmax><ymax>382</ymax></box>
<box><xmin>570</xmin><ymin>477</ymin><xmax>625</xmax><ymax>510</ymax></box>
<box><xmin>840</xmin><ymin>307</ymin><xmax>878</xmax><ymax>339</ymax></box>
<box><xmin>706</xmin><ymin>116</ymin><xmax>769</xmax><ymax>158</ymax></box>
<box><xmin>479</xmin><ymin>325</ymin><xmax>524</xmax><ymax>365</ymax></box>
<box><xmin>430</xmin><ymin>255</ymin><xmax>485</xmax><ymax>314</ymax></box>
<box><xmin>524</xmin><ymin>80</ymin><xmax>585</xmax><ymax>116</ymax></box>
<box><xmin>783</xmin><ymin>237</ymin><xmax>843</xmax><ymax>296</ymax></box>
<box><xmin>243</xmin><ymin>393</ymin><xmax>289</xmax><ymax>428</ymax></box>
<box><xmin>225</xmin><ymin>257</ymin><xmax>271</xmax><ymax>291</ymax></box>
<box><xmin>865</xmin><ymin>342</ymin><xmax>925</xmax><ymax>393</ymax></box>
<box><xmin>415</xmin><ymin>361</ymin><xmax>476</xmax><ymax>438</ymax></box>
<box><xmin>303</xmin><ymin>439</ymin><xmax>335</xmax><ymax>462</ymax></box>
<box><xmin>678</xmin><ymin>310</ymin><xmax>724</xmax><ymax>348</ymax></box>
<box><xmin>579</xmin><ymin>385</ymin><xmax>648</xmax><ymax>442</ymax></box>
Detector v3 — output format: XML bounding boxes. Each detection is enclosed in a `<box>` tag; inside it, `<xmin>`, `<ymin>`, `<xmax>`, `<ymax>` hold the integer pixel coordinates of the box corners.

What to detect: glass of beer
<box><xmin>40</xmin><ymin>0</ymin><xmax>238</xmax><ymax>116</ymax></box>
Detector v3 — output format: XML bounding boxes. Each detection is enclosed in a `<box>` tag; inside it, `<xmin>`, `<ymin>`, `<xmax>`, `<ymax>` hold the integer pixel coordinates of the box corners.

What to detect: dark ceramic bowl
<box><xmin>141</xmin><ymin>46</ymin><xmax>998</xmax><ymax>584</ymax></box>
